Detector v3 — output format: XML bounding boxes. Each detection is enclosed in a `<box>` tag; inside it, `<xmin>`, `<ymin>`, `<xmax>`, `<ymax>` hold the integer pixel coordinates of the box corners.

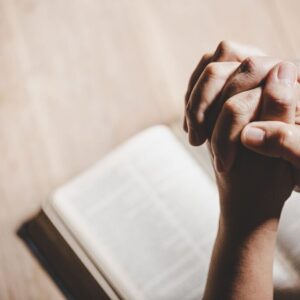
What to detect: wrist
<box><xmin>204</xmin><ymin>213</ymin><xmax>278</xmax><ymax>300</ymax></box>
<box><xmin>218</xmin><ymin>213</ymin><xmax>280</xmax><ymax>242</ymax></box>
<box><xmin>219</xmin><ymin>193</ymin><xmax>283</xmax><ymax>236</ymax></box>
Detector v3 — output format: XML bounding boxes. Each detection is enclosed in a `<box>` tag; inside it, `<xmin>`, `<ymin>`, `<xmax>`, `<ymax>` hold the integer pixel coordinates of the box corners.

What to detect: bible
<box><xmin>19</xmin><ymin>122</ymin><xmax>300</xmax><ymax>300</ymax></box>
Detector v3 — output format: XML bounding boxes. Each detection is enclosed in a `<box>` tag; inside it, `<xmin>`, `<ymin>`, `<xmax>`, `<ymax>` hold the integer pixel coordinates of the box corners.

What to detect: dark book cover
<box><xmin>18</xmin><ymin>211</ymin><xmax>111</xmax><ymax>300</ymax></box>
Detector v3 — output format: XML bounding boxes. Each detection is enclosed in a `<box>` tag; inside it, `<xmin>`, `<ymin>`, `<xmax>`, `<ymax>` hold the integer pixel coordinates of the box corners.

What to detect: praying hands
<box><xmin>184</xmin><ymin>41</ymin><xmax>300</xmax><ymax>300</ymax></box>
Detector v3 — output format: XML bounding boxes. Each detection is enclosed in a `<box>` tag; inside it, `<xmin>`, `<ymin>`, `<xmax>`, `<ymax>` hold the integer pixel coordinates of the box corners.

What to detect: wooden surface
<box><xmin>0</xmin><ymin>0</ymin><xmax>300</xmax><ymax>299</ymax></box>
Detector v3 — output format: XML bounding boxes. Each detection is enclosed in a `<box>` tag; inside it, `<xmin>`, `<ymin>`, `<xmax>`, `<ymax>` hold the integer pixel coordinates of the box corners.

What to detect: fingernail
<box><xmin>277</xmin><ymin>62</ymin><xmax>297</xmax><ymax>86</ymax></box>
<box><xmin>243</xmin><ymin>127</ymin><xmax>265</xmax><ymax>146</ymax></box>
<box><xmin>214</xmin><ymin>156</ymin><xmax>224</xmax><ymax>173</ymax></box>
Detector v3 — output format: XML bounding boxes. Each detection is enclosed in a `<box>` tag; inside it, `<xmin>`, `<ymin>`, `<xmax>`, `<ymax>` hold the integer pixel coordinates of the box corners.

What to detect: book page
<box><xmin>50</xmin><ymin>125</ymin><xmax>220</xmax><ymax>300</ymax></box>
<box><xmin>47</xmin><ymin>123</ymin><xmax>298</xmax><ymax>299</ymax></box>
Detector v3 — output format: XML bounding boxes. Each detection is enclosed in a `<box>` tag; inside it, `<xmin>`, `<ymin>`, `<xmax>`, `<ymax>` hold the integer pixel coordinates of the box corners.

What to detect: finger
<box><xmin>185</xmin><ymin>41</ymin><xmax>264</xmax><ymax>108</ymax></box>
<box><xmin>221</xmin><ymin>57</ymin><xmax>281</xmax><ymax>98</ymax></box>
<box><xmin>184</xmin><ymin>53</ymin><xmax>213</xmax><ymax>131</ymax></box>
<box><xmin>211</xmin><ymin>88</ymin><xmax>262</xmax><ymax>172</ymax></box>
<box><xmin>184</xmin><ymin>40</ymin><xmax>265</xmax><ymax>131</ymax></box>
<box><xmin>241</xmin><ymin>121</ymin><xmax>300</xmax><ymax>169</ymax></box>
<box><xmin>211</xmin><ymin>62</ymin><xmax>298</xmax><ymax>172</ymax></box>
<box><xmin>260</xmin><ymin>61</ymin><xmax>297</xmax><ymax>123</ymax></box>
<box><xmin>211</xmin><ymin>40</ymin><xmax>265</xmax><ymax>62</ymax></box>
<box><xmin>202</xmin><ymin>56</ymin><xmax>281</xmax><ymax>138</ymax></box>
<box><xmin>186</xmin><ymin>62</ymin><xmax>239</xmax><ymax>145</ymax></box>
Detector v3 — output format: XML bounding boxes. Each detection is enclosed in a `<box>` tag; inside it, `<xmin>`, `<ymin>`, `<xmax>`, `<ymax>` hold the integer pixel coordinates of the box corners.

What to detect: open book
<box><xmin>19</xmin><ymin>123</ymin><xmax>300</xmax><ymax>300</ymax></box>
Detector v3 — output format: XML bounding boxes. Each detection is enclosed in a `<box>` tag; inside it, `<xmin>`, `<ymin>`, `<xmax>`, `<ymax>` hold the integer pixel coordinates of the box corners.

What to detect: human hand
<box><xmin>188</xmin><ymin>41</ymin><xmax>300</xmax><ymax>300</ymax></box>
<box><xmin>184</xmin><ymin>42</ymin><xmax>300</xmax><ymax>229</ymax></box>
<box><xmin>200</xmin><ymin>61</ymin><xmax>298</xmax><ymax>300</ymax></box>
<box><xmin>241</xmin><ymin>106</ymin><xmax>300</xmax><ymax>191</ymax></box>
<box><xmin>184</xmin><ymin>41</ymin><xmax>300</xmax><ymax>179</ymax></box>
<box><xmin>203</xmin><ymin>88</ymin><xmax>294</xmax><ymax>298</ymax></box>
<box><xmin>184</xmin><ymin>40</ymin><xmax>266</xmax><ymax>142</ymax></box>
<box><xmin>211</xmin><ymin>62</ymin><xmax>297</xmax><ymax>231</ymax></box>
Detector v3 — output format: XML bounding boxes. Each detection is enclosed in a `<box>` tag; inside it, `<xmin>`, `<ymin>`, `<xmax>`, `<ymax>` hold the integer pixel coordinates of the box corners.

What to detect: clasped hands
<box><xmin>184</xmin><ymin>41</ymin><xmax>300</xmax><ymax>229</ymax></box>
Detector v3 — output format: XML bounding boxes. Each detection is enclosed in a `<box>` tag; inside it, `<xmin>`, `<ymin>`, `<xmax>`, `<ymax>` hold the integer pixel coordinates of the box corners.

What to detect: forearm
<box><xmin>203</xmin><ymin>215</ymin><xmax>279</xmax><ymax>300</ymax></box>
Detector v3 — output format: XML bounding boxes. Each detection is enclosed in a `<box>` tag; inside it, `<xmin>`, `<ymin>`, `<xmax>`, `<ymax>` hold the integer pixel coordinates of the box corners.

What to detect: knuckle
<box><xmin>267</xmin><ymin>90</ymin><xmax>292</xmax><ymax>105</ymax></box>
<box><xmin>223</xmin><ymin>100</ymin><xmax>237</xmax><ymax>116</ymax></box>
<box><xmin>223</xmin><ymin>98</ymin><xmax>249</xmax><ymax>118</ymax></box>
<box><xmin>240</xmin><ymin>56</ymin><xmax>258</xmax><ymax>74</ymax></box>
<box><xmin>265</xmin><ymin>92</ymin><xmax>293</xmax><ymax>115</ymax></box>
<box><xmin>277</xmin><ymin>127</ymin><xmax>293</xmax><ymax>155</ymax></box>
<box><xmin>201</xmin><ymin>52</ymin><xmax>212</xmax><ymax>62</ymax></box>
<box><xmin>215</xmin><ymin>40</ymin><xmax>233</xmax><ymax>58</ymax></box>
<box><xmin>223</xmin><ymin>79</ymin><xmax>240</xmax><ymax>98</ymax></box>
<box><xmin>203</xmin><ymin>63</ymin><xmax>222</xmax><ymax>80</ymax></box>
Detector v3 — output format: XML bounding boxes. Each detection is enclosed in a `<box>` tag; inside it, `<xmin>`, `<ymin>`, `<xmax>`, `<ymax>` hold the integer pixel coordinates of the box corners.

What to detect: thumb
<box><xmin>241</xmin><ymin>121</ymin><xmax>300</xmax><ymax>169</ymax></box>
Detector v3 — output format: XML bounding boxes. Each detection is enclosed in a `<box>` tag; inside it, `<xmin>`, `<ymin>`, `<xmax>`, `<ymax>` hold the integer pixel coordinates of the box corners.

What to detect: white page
<box><xmin>276</xmin><ymin>192</ymin><xmax>300</xmax><ymax>283</ymax></box>
<box><xmin>51</xmin><ymin>125</ymin><xmax>219</xmax><ymax>300</ymax></box>
<box><xmin>49</xmin><ymin>124</ymin><xmax>297</xmax><ymax>299</ymax></box>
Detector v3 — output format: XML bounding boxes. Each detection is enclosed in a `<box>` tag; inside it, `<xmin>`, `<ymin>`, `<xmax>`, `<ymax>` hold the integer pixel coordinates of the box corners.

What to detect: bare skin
<box><xmin>183</xmin><ymin>41</ymin><xmax>299</xmax><ymax>299</ymax></box>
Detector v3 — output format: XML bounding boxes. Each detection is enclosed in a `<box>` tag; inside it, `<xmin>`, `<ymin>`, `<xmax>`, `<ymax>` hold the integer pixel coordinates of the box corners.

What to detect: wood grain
<box><xmin>0</xmin><ymin>0</ymin><xmax>298</xmax><ymax>298</ymax></box>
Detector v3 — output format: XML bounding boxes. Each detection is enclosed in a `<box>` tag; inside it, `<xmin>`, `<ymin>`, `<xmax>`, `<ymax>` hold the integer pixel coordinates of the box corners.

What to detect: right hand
<box><xmin>184</xmin><ymin>42</ymin><xmax>300</xmax><ymax>229</ymax></box>
<box><xmin>201</xmin><ymin>63</ymin><xmax>298</xmax><ymax>300</ymax></box>
<box><xmin>241</xmin><ymin>115</ymin><xmax>300</xmax><ymax>190</ymax></box>
<box><xmin>211</xmin><ymin>62</ymin><xmax>298</xmax><ymax>231</ymax></box>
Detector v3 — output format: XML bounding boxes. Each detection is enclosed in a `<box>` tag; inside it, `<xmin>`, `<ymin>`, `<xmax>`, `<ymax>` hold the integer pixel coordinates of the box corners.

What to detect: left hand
<box><xmin>184</xmin><ymin>50</ymin><xmax>299</xmax><ymax>230</ymax></box>
<box><xmin>184</xmin><ymin>40</ymin><xmax>266</xmax><ymax>144</ymax></box>
<box><xmin>184</xmin><ymin>42</ymin><xmax>300</xmax><ymax>174</ymax></box>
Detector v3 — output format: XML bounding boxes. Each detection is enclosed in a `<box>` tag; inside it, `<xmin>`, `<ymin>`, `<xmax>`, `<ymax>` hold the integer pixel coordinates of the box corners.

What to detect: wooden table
<box><xmin>1</xmin><ymin>0</ymin><xmax>299</xmax><ymax>298</ymax></box>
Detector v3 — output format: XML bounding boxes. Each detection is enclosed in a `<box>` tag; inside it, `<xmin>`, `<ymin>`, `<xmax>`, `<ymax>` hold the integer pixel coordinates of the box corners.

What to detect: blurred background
<box><xmin>0</xmin><ymin>0</ymin><xmax>299</xmax><ymax>299</ymax></box>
